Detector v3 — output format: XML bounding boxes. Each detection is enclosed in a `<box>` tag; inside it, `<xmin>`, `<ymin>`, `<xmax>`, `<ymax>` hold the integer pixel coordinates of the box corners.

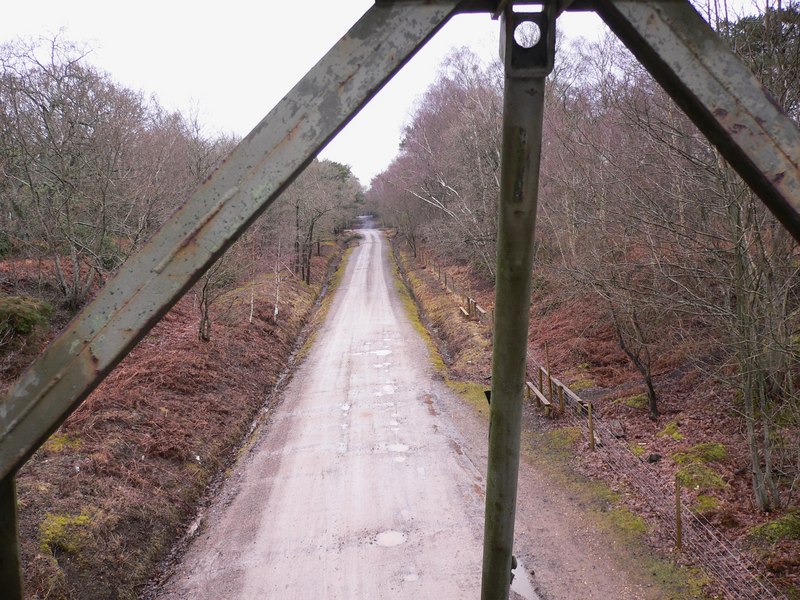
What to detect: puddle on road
<box><xmin>393</xmin><ymin>456</ymin><xmax>407</xmax><ymax>463</ymax></box>
<box><xmin>387</xmin><ymin>444</ymin><xmax>409</xmax><ymax>453</ymax></box>
<box><xmin>372</xmin><ymin>349</ymin><xmax>392</xmax><ymax>356</ymax></box>
<box><xmin>511</xmin><ymin>556</ymin><xmax>542</xmax><ymax>600</ymax></box>
<box><xmin>375</xmin><ymin>530</ymin><xmax>406</xmax><ymax>547</ymax></box>
<box><xmin>389</xmin><ymin>420</ymin><xmax>399</xmax><ymax>426</ymax></box>
<box><xmin>373</xmin><ymin>362</ymin><xmax>391</xmax><ymax>369</ymax></box>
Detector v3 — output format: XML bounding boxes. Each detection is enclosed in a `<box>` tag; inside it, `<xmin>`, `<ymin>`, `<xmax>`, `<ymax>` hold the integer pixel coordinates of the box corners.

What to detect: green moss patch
<box><xmin>39</xmin><ymin>512</ymin><xmax>92</xmax><ymax>554</ymax></box>
<box><xmin>541</xmin><ymin>427</ymin><xmax>582</xmax><ymax>460</ymax></box>
<box><xmin>657</xmin><ymin>420</ymin><xmax>684</xmax><ymax>441</ymax></box>
<box><xmin>693</xmin><ymin>495</ymin><xmax>720</xmax><ymax>513</ymax></box>
<box><xmin>748</xmin><ymin>511</ymin><xmax>800</xmax><ymax>543</ymax></box>
<box><xmin>446</xmin><ymin>380</ymin><xmax>490</xmax><ymax>419</ymax></box>
<box><xmin>676</xmin><ymin>463</ymin><xmax>727</xmax><ymax>490</ymax></box>
<box><xmin>525</xmin><ymin>427</ymin><xmax>705</xmax><ymax>598</ymax></box>
<box><xmin>616</xmin><ymin>394</ymin><xmax>648</xmax><ymax>409</ymax></box>
<box><xmin>570</xmin><ymin>378</ymin><xmax>595</xmax><ymax>392</ymax></box>
<box><xmin>673</xmin><ymin>442</ymin><xmax>727</xmax><ymax>465</ymax></box>
<box><xmin>389</xmin><ymin>246</ymin><xmax>446</xmax><ymax>373</ymax></box>
<box><xmin>605</xmin><ymin>506</ymin><xmax>648</xmax><ymax>540</ymax></box>
<box><xmin>42</xmin><ymin>434</ymin><xmax>81</xmax><ymax>454</ymax></box>
<box><xmin>0</xmin><ymin>295</ymin><xmax>52</xmax><ymax>336</ymax></box>
<box><xmin>629</xmin><ymin>442</ymin><xmax>646</xmax><ymax>457</ymax></box>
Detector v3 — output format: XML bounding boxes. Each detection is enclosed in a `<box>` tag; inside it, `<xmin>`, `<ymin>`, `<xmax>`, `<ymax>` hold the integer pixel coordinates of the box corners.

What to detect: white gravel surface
<box><xmin>157</xmin><ymin>229</ymin><xmax>651</xmax><ymax>600</ymax></box>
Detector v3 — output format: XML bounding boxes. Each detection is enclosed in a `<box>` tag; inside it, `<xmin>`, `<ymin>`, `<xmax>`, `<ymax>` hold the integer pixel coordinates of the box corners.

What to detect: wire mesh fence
<box><xmin>527</xmin><ymin>359</ymin><xmax>786</xmax><ymax>600</ymax></box>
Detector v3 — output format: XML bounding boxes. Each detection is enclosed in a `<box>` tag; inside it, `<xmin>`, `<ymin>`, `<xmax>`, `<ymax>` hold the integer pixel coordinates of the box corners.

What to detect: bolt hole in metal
<box><xmin>513</xmin><ymin>21</ymin><xmax>541</xmax><ymax>48</ymax></box>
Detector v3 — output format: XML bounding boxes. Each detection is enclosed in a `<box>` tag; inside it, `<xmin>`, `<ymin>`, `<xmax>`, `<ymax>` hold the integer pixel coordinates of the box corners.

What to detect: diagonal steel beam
<box><xmin>0</xmin><ymin>1</ymin><xmax>467</xmax><ymax>481</ymax></box>
<box><xmin>595</xmin><ymin>0</ymin><xmax>800</xmax><ymax>241</ymax></box>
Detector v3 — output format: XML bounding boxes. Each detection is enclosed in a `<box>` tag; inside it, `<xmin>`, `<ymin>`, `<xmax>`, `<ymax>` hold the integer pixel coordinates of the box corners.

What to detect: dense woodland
<box><xmin>370</xmin><ymin>2</ymin><xmax>800</xmax><ymax>515</ymax></box>
<box><xmin>0</xmin><ymin>35</ymin><xmax>364</xmax><ymax>340</ymax></box>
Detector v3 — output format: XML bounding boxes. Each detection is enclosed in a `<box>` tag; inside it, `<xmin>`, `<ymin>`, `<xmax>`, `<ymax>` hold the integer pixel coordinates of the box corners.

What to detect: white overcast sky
<box><xmin>2</xmin><ymin>2</ymin><xmax>618</xmax><ymax>186</ymax></box>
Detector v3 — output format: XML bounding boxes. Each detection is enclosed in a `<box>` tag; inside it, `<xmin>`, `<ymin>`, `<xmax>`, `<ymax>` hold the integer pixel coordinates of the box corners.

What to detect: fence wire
<box><xmin>418</xmin><ymin>254</ymin><xmax>784</xmax><ymax>598</ymax></box>
<box><xmin>528</xmin><ymin>359</ymin><xmax>785</xmax><ymax>600</ymax></box>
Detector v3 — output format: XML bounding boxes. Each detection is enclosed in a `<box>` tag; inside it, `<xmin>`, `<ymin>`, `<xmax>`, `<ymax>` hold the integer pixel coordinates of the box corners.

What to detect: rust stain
<box><xmin>257</xmin><ymin>116</ymin><xmax>308</xmax><ymax>171</ymax></box>
<box><xmin>178</xmin><ymin>195</ymin><xmax>230</xmax><ymax>250</ymax></box>
<box><xmin>713</xmin><ymin>107</ymin><xmax>728</xmax><ymax>118</ymax></box>
<box><xmin>338</xmin><ymin>71</ymin><xmax>356</xmax><ymax>90</ymax></box>
<box><xmin>773</xmin><ymin>171</ymin><xmax>786</xmax><ymax>185</ymax></box>
<box><xmin>730</xmin><ymin>123</ymin><xmax>748</xmax><ymax>134</ymax></box>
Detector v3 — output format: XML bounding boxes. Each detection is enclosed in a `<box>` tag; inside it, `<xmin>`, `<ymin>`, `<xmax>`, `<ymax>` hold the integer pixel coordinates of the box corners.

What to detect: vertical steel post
<box><xmin>481</xmin><ymin>6</ymin><xmax>554</xmax><ymax>600</ymax></box>
<box><xmin>0</xmin><ymin>475</ymin><xmax>22</xmax><ymax>600</ymax></box>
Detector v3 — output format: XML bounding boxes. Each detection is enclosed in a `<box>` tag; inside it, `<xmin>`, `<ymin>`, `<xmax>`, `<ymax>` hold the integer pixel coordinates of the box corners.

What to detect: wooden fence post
<box><xmin>558</xmin><ymin>385</ymin><xmax>564</xmax><ymax>415</ymax></box>
<box><xmin>588</xmin><ymin>402</ymin><xmax>595</xmax><ymax>451</ymax></box>
<box><xmin>545</xmin><ymin>341</ymin><xmax>552</xmax><ymax>404</ymax></box>
<box><xmin>675</xmin><ymin>475</ymin><xmax>683</xmax><ymax>551</ymax></box>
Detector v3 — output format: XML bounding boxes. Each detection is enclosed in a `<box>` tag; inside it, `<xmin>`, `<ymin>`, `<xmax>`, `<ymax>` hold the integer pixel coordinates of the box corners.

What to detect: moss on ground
<box><xmin>0</xmin><ymin>295</ymin><xmax>52</xmax><ymax>336</ymax></box>
<box><xmin>606</xmin><ymin>506</ymin><xmax>648</xmax><ymax>539</ymax></box>
<box><xmin>673</xmin><ymin>442</ymin><xmax>727</xmax><ymax>465</ymax></box>
<box><xmin>658</xmin><ymin>420</ymin><xmax>684</xmax><ymax>441</ymax></box>
<box><xmin>617</xmin><ymin>394</ymin><xmax>648</xmax><ymax>409</ymax></box>
<box><xmin>389</xmin><ymin>243</ymin><xmax>446</xmax><ymax>374</ymax></box>
<box><xmin>694</xmin><ymin>495</ymin><xmax>720</xmax><ymax>513</ymax></box>
<box><xmin>570</xmin><ymin>378</ymin><xmax>595</xmax><ymax>392</ymax></box>
<box><xmin>522</xmin><ymin>426</ymin><xmax>709</xmax><ymax>599</ymax></box>
<box><xmin>39</xmin><ymin>512</ymin><xmax>92</xmax><ymax>554</ymax></box>
<box><xmin>748</xmin><ymin>511</ymin><xmax>800</xmax><ymax>543</ymax></box>
<box><xmin>42</xmin><ymin>434</ymin><xmax>81</xmax><ymax>454</ymax></box>
<box><xmin>677</xmin><ymin>463</ymin><xmax>727</xmax><ymax>490</ymax></box>
<box><xmin>446</xmin><ymin>380</ymin><xmax>490</xmax><ymax>419</ymax></box>
<box><xmin>629</xmin><ymin>442</ymin><xmax>647</xmax><ymax>457</ymax></box>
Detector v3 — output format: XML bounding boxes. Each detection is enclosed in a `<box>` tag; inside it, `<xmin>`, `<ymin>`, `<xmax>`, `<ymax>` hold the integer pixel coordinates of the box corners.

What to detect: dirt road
<box><xmin>158</xmin><ymin>229</ymin><xmax>650</xmax><ymax>599</ymax></box>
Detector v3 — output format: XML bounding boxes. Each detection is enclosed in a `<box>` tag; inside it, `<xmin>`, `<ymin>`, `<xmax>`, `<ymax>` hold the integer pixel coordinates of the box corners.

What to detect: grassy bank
<box><xmin>9</xmin><ymin>238</ymin><xmax>353</xmax><ymax>599</ymax></box>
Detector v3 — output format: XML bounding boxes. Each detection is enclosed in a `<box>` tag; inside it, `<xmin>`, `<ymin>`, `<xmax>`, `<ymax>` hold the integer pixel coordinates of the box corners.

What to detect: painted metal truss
<box><xmin>1</xmin><ymin>1</ymin><xmax>799</xmax><ymax>598</ymax></box>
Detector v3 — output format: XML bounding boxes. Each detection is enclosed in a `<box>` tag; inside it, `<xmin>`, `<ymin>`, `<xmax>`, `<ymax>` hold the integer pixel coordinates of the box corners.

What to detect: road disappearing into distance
<box><xmin>159</xmin><ymin>229</ymin><xmax>649</xmax><ymax>599</ymax></box>
<box><xmin>159</xmin><ymin>229</ymin><xmax>538</xmax><ymax>598</ymax></box>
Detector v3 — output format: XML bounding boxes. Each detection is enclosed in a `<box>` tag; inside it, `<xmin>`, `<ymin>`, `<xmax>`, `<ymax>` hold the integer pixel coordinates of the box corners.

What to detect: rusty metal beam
<box><xmin>0</xmin><ymin>1</ymin><xmax>466</xmax><ymax>481</ymax></box>
<box><xmin>595</xmin><ymin>0</ymin><xmax>800</xmax><ymax>241</ymax></box>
